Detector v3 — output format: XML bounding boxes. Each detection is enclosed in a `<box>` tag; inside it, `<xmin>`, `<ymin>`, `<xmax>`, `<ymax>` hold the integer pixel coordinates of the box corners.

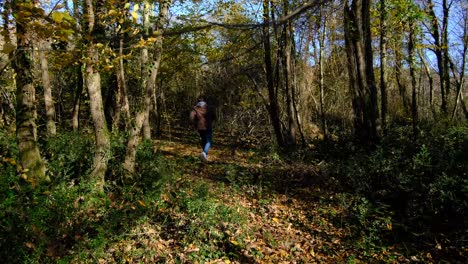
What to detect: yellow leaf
<box><xmin>272</xmin><ymin>217</ymin><xmax>279</xmax><ymax>223</ymax></box>
<box><xmin>131</xmin><ymin>11</ymin><xmax>138</xmax><ymax>22</ymax></box>
<box><xmin>108</xmin><ymin>10</ymin><xmax>118</xmax><ymax>16</ymax></box>
<box><xmin>18</xmin><ymin>11</ymin><xmax>33</xmax><ymax>18</ymax></box>
<box><xmin>124</xmin><ymin>3</ymin><xmax>131</xmax><ymax>9</ymax></box>
<box><xmin>52</xmin><ymin>12</ymin><xmax>63</xmax><ymax>23</ymax></box>
<box><xmin>96</xmin><ymin>43</ymin><xmax>104</xmax><ymax>48</ymax></box>
<box><xmin>138</xmin><ymin>200</ymin><xmax>146</xmax><ymax>207</ymax></box>
<box><xmin>386</xmin><ymin>222</ymin><xmax>392</xmax><ymax>230</ymax></box>
<box><xmin>133</xmin><ymin>4</ymin><xmax>139</xmax><ymax>12</ymax></box>
<box><xmin>310</xmin><ymin>248</ymin><xmax>315</xmax><ymax>257</ymax></box>
<box><xmin>229</xmin><ymin>239</ymin><xmax>239</xmax><ymax>246</ymax></box>
<box><xmin>21</xmin><ymin>174</ymin><xmax>28</xmax><ymax>180</ymax></box>
<box><xmin>25</xmin><ymin>242</ymin><xmax>35</xmax><ymax>249</ymax></box>
<box><xmin>2</xmin><ymin>42</ymin><xmax>16</xmax><ymax>54</ymax></box>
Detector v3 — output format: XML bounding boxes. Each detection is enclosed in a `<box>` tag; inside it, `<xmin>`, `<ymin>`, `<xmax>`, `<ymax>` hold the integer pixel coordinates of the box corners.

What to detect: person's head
<box><xmin>197</xmin><ymin>96</ymin><xmax>205</xmax><ymax>103</ymax></box>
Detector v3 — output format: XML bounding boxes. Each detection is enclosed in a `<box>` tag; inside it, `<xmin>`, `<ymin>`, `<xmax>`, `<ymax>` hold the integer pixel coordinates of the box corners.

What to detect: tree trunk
<box><xmin>318</xmin><ymin>11</ymin><xmax>327</xmax><ymax>139</ymax></box>
<box><xmin>113</xmin><ymin>37</ymin><xmax>130</xmax><ymax>130</ymax></box>
<box><xmin>12</xmin><ymin>1</ymin><xmax>47</xmax><ymax>184</ymax></box>
<box><xmin>344</xmin><ymin>0</ymin><xmax>379</xmax><ymax>143</ymax></box>
<box><xmin>379</xmin><ymin>0</ymin><xmax>388</xmax><ymax>135</ymax></box>
<box><xmin>441</xmin><ymin>0</ymin><xmax>451</xmax><ymax>102</ymax></box>
<box><xmin>449</xmin><ymin>46</ymin><xmax>467</xmax><ymax>120</ymax></box>
<box><xmin>123</xmin><ymin>0</ymin><xmax>171</xmax><ymax>174</ymax></box>
<box><xmin>419</xmin><ymin>49</ymin><xmax>435</xmax><ymax>114</ymax></box>
<box><xmin>72</xmin><ymin>64</ymin><xmax>83</xmax><ymax>131</ymax></box>
<box><xmin>448</xmin><ymin>8</ymin><xmax>468</xmax><ymax>120</ymax></box>
<box><xmin>408</xmin><ymin>22</ymin><xmax>419</xmax><ymax>138</ymax></box>
<box><xmin>282</xmin><ymin>3</ymin><xmax>297</xmax><ymax>146</ymax></box>
<box><xmin>394</xmin><ymin>37</ymin><xmax>411</xmax><ymax>115</ymax></box>
<box><xmin>85</xmin><ymin>0</ymin><xmax>110</xmax><ymax>191</ymax></box>
<box><xmin>427</xmin><ymin>0</ymin><xmax>447</xmax><ymax>113</ymax></box>
<box><xmin>142</xmin><ymin>1</ymin><xmax>152</xmax><ymax>140</ymax></box>
<box><xmin>263</xmin><ymin>0</ymin><xmax>284</xmax><ymax>147</ymax></box>
<box><xmin>38</xmin><ymin>39</ymin><xmax>57</xmax><ymax>136</ymax></box>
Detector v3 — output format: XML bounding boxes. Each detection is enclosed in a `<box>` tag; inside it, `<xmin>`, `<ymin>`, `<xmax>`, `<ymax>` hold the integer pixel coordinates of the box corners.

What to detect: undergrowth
<box><xmin>315</xmin><ymin>123</ymin><xmax>468</xmax><ymax>261</ymax></box>
<box><xmin>0</xmin><ymin>131</ymin><xmax>250</xmax><ymax>263</ymax></box>
<box><xmin>1</xmin><ymin>123</ymin><xmax>466</xmax><ymax>263</ymax></box>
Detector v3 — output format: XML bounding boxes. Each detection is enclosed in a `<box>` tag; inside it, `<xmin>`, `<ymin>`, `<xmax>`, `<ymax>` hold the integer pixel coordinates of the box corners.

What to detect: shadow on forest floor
<box><xmin>152</xmin><ymin>127</ymin><xmax>466</xmax><ymax>263</ymax></box>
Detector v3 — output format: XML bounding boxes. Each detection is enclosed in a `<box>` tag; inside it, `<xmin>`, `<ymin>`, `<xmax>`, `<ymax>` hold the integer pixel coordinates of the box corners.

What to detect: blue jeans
<box><xmin>198</xmin><ymin>129</ymin><xmax>212</xmax><ymax>155</ymax></box>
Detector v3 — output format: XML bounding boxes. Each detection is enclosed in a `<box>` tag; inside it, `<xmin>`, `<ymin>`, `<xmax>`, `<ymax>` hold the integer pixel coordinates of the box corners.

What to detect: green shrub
<box><xmin>45</xmin><ymin>132</ymin><xmax>93</xmax><ymax>182</ymax></box>
<box><xmin>329</xmin><ymin>124</ymin><xmax>468</xmax><ymax>241</ymax></box>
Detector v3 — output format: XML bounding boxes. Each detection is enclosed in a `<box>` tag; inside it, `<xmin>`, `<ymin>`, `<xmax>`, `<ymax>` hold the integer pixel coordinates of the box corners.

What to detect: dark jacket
<box><xmin>190</xmin><ymin>101</ymin><xmax>215</xmax><ymax>130</ymax></box>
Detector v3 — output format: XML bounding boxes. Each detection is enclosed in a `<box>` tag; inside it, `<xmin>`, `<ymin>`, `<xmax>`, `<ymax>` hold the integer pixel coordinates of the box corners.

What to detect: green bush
<box><xmin>45</xmin><ymin>132</ymin><xmax>93</xmax><ymax>182</ymax></box>
<box><xmin>329</xmin><ymin>124</ymin><xmax>468</xmax><ymax>237</ymax></box>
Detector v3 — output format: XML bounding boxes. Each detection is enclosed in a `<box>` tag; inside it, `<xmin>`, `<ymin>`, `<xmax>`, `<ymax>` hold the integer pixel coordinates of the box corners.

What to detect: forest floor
<box><xmin>111</xmin><ymin>129</ymin><xmax>421</xmax><ymax>264</ymax></box>
<box><xmin>3</xmin><ymin>128</ymin><xmax>465</xmax><ymax>263</ymax></box>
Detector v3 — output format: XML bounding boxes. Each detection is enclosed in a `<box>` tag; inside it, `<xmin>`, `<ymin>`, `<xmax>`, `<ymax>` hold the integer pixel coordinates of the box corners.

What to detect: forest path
<box><xmin>151</xmin><ymin>129</ymin><xmax>396</xmax><ymax>263</ymax></box>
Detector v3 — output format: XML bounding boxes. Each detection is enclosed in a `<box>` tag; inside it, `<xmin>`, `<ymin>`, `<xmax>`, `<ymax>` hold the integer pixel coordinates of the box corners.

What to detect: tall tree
<box><xmin>426</xmin><ymin>0</ymin><xmax>450</xmax><ymax>113</ymax></box>
<box><xmin>85</xmin><ymin>0</ymin><xmax>110</xmax><ymax>191</ymax></box>
<box><xmin>38</xmin><ymin>39</ymin><xmax>57</xmax><ymax>136</ymax></box>
<box><xmin>344</xmin><ymin>0</ymin><xmax>379</xmax><ymax>143</ymax></box>
<box><xmin>123</xmin><ymin>0</ymin><xmax>171</xmax><ymax>174</ymax></box>
<box><xmin>262</xmin><ymin>0</ymin><xmax>284</xmax><ymax>147</ymax></box>
<box><xmin>408</xmin><ymin>20</ymin><xmax>419</xmax><ymax>137</ymax></box>
<box><xmin>11</xmin><ymin>0</ymin><xmax>48</xmax><ymax>183</ymax></box>
<box><xmin>379</xmin><ymin>0</ymin><xmax>388</xmax><ymax>134</ymax></box>
<box><xmin>281</xmin><ymin>0</ymin><xmax>298</xmax><ymax>145</ymax></box>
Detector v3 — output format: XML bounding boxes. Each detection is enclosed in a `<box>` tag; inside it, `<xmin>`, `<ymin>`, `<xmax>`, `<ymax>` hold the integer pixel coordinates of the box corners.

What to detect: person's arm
<box><xmin>189</xmin><ymin>110</ymin><xmax>197</xmax><ymax>128</ymax></box>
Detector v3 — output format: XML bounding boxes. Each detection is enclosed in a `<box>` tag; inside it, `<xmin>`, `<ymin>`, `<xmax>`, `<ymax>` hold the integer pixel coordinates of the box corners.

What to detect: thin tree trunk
<box><xmin>450</xmin><ymin>12</ymin><xmax>467</xmax><ymax>120</ymax></box>
<box><xmin>408</xmin><ymin>22</ymin><xmax>419</xmax><ymax>138</ymax></box>
<box><xmin>263</xmin><ymin>0</ymin><xmax>284</xmax><ymax>147</ymax></box>
<box><xmin>428</xmin><ymin>0</ymin><xmax>447</xmax><ymax>113</ymax></box>
<box><xmin>318</xmin><ymin>12</ymin><xmax>327</xmax><ymax>139</ymax></box>
<box><xmin>379</xmin><ymin>0</ymin><xmax>388</xmax><ymax>135</ymax></box>
<box><xmin>449</xmin><ymin>54</ymin><xmax>467</xmax><ymax>120</ymax></box>
<box><xmin>395</xmin><ymin>42</ymin><xmax>411</xmax><ymax>114</ymax></box>
<box><xmin>142</xmin><ymin>1</ymin><xmax>152</xmax><ymax>140</ymax></box>
<box><xmin>442</xmin><ymin>0</ymin><xmax>451</xmax><ymax>101</ymax></box>
<box><xmin>419</xmin><ymin>49</ymin><xmax>435</xmax><ymax>114</ymax></box>
<box><xmin>38</xmin><ymin>39</ymin><xmax>57</xmax><ymax>136</ymax></box>
<box><xmin>71</xmin><ymin>0</ymin><xmax>82</xmax><ymax>132</ymax></box>
<box><xmin>72</xmin><ymin>65</ymin><xmax>83</xmax><ymax>131</ymax></box>
<box><xmin>12</xmin><ymin>0</ymin><xmax>47</xmax><ymax>183</ymax></box>
<box><xmin>282</xmin><ymin>6</ymin><xmax>297</xmax><ymax>145</ymax></box>
<box><xmin>113</xmin><ymin>37</ymin><xmax>130</xmax><ymax>129</ymax></box>
<box><xmin>85</xmin><ymin>0</ymin><xmax>110</xmax><ymax>191</ymax></box>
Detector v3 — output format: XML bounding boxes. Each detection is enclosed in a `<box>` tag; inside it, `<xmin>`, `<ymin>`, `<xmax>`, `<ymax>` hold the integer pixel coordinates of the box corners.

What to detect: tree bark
<box><xmin>419</xmin><ymin>49</ymin><xmax>435</xmax><ymax>114</ymax></box>
<box><xmin>318</xmin><ymin>11</ymin><xmax>327</xmax><ymax>139</ymax></box>
<box><xmin>123</xmin><ymin>0</ymin><xmax>171</xmax><ymax>174</ymax></box>
<box><xmin>282</xmin><ymin>1</ymin><xmax>297</xmax><ymax>146</ymax></box>
<box><xmin>379</xmin><ymin>0</ymin><xmax>388</xmax><ymax>135</ymax></box>
<box><xmin>12</xmin><ymin>0</ymin><xmax>48</xmax><ymax>183</ymax></box>
<box><xmin>344</xmin><ymin>0</ymin><xmax>379</xmax><ymax>143</ymax></box>
<box><xmin>72</xmin><ymin>64</ymin><xmax>83</xmax><ymax>131</ymax></box>
<box><xmin>427</xmin><ymin>0</ymin><xmax>447</xmax><ymax>113</ymax></box>
<box><xmin>142</xmin><ymin>1</ymin><xmax>152</xmax><ymax>140</ymax></box>
<box><xmin>85</xmin><ymin>0</ymin><xmax>110</xmax><ymax>191</ymax></box>
<box><xmin>38</xmin><ymin>39</ymin><xmax>57</xmax><ymax>136</ymax></box>
<box><xmin>263</xmin><ymin>0</ymin><xmax>284</xmax><ymax>147</ymax></box>
<box><xmin>408</xmin><ymin>22</ymin><xmax>419</xmax><ymax>138</ymax></box>
<box><xmin>113</xmin><ymin>37</ymin><xmax>130</xmax><ymax>130</ymax></box>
